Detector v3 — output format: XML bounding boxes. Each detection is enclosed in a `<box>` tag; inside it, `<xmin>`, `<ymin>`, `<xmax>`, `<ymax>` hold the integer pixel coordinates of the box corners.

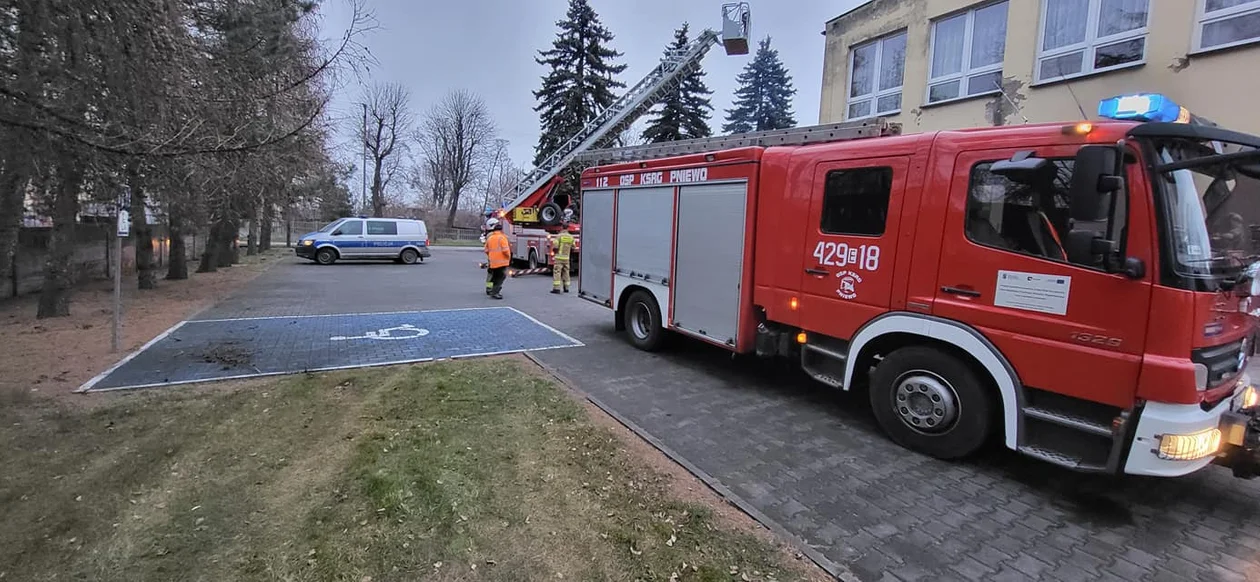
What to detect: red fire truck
<box><xmin>507</xmin><ymin>222</ymin><xmax>581</xmax><ymax>272</ymax></box>
<box><xmin>577</xmin><ymin>93</ymin><xmax>1260</xmax><ymax>479</ymax></box>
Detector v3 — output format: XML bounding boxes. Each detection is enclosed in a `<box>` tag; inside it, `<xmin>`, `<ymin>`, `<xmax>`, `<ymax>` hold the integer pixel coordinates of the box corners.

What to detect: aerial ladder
<box><xmin>501</xmin><ymin>2</ymin><xmax>753</xmax><ymax>231</ymax></box>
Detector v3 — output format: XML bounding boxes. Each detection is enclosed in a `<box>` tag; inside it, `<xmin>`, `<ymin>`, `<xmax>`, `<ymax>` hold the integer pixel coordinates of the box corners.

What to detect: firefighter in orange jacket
<box><xmin>483</xmin><ymin>218</ymin><xmax>511</xmax><ymax>300</ymax></box>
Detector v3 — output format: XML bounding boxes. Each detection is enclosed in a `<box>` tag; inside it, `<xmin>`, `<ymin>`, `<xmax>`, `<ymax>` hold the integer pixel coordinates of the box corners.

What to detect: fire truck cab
<box><xmin>578</xmin><ymin>93</ymin><xmax>1260</xmax><ymax>479</ymax></box>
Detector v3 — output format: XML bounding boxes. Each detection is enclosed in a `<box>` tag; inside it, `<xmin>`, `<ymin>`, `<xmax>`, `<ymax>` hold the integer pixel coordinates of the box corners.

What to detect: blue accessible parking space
<box><xmin>80</xmin><ymin>307</ymin><xmax>582</xmax><ymax>392</ymax></box>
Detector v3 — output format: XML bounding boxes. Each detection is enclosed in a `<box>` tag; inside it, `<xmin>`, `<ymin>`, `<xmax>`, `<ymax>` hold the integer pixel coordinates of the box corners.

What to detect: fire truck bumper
<box><xmin>1125</xmin><ymin>374</ymin><xmax>1260</xmax><ymax>478</ymax></box>
<box><xmin>1214</xmin><ymin>392</ymin><xmax>1260</xmax><ymax>479</ymax></box>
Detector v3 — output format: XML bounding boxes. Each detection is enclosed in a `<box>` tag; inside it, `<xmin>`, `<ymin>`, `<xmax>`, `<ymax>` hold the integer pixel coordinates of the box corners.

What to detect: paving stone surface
<box><xmin>126</xmin><ymin>247</ymin><xmax>1260</xmax><ymax>581</ymax></box>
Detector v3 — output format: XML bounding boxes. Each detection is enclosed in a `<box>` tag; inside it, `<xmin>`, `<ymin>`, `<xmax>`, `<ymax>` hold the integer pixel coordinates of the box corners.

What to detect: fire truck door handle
<box><xmin>805</xmin><ymin>268</ymin><xmax>829</xmax><ymax>276</ymax></box>
<box><xmin>940</xmin><ymin>286</ymin><xmax>981</xmax><ymax>298</ymax></box>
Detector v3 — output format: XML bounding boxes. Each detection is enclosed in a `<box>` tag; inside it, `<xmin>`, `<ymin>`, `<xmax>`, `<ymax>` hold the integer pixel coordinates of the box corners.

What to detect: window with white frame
<box><xmin>1195</xmin><ymin>0</ymin><xmax>1260</xmax><ymax>51</ymax></box>
<box><xmin>847</xmin><ymin>31</ymin><xmax>907</xmax><ymax>120</ymax></box>
<box><xmin>1035</xmin><ymin>0</ymin><xmax>1149</xmax><ymax>83</ymax></box>
<box><xmin>927</xmin><ymin>1</ymin><xmax>1009</xmax><ymax>104</ymax></box>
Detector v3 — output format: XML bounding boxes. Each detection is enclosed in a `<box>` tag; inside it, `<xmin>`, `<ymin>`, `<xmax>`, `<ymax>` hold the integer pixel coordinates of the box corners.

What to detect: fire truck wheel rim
<box><xmin>893</xmin><ymin>370</ymin><xmax>959</xmax><ymax>434</ymax></box>
<box><xmin>631</xmin><ymin>302</ymin><xmax>653</xmax><ymax>339</ymax></box>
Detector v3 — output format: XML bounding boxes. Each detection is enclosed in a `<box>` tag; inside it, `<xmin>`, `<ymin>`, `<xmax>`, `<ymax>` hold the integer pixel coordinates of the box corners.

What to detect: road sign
<box><xmin>116</xmin><ymin>209</ymin><xmax>131</xmax><ymax>237</ymax></box>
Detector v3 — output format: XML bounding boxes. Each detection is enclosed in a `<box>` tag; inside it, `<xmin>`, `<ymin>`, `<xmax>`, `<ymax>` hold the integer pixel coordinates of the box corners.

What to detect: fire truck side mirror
<box><xmin>1069</xmin><ymin>145</ymin><xmax>1123</xmax><ymax>222</ymax></box>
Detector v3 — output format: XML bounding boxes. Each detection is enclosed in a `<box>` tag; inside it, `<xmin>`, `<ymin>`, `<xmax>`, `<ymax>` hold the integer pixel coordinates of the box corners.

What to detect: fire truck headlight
<box><xmin>1157</xmin><ymin>428</ymin><xmax>1222</xmax><ymax>461</ymax></box>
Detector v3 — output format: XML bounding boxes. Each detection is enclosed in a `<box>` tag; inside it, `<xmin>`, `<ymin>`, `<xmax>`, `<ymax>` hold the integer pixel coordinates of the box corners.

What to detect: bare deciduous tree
<box><xmin>359</xmin><ymin>82</ymin><xmax>412</xmax><ymax>218</ymax></box>
<box><xmin>417</xmin><ymin>89</ymin><xmax>496</xmax><ymax>228</ymax></box>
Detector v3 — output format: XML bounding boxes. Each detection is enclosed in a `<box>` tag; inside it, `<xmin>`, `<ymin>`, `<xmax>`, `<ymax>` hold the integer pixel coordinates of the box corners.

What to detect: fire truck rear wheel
<box><xmin>624</xmin><ymin>290</ymin><xmax>664</xmax><ymax>351</ymax></box>
<box><xmin>528</xmin><ymin>249</ymin><xmax>539</xmax><ymax>270</ymax></box>
<box><xmin>869</xmin><ymin>346</ymin><xmax>993</xmax><ymax>460</ymax></box>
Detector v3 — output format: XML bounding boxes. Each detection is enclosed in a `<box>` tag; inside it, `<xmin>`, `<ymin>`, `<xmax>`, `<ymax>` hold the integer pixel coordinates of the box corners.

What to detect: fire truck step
<box><xmin>1024</xmin><ymin>406</ymin><xmax>1114</xmax><ymax>437</ymax></box>
<box><xmin>1018</xmin><ymin>444</ymin><xmax>1109</xmax><ymax>473</ymax></box>
<box><xmin>800</xmin><ymin>341</ymin><xmax>849</xmax><ymax>389</ymax></box>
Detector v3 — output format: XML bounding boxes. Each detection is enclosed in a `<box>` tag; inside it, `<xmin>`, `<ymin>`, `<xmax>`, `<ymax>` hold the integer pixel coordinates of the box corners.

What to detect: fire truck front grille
<box><xmin>1192</xmin><ymin>338</ymin><xmax>1246</xmax><ymax>388</ymax></box>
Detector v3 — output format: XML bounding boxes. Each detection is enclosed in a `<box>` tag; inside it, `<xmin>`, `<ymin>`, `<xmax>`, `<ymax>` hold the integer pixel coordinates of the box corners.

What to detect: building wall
<box><xmin>820</xmin><ymin>0</ymin><xmax>1260</xmax><ymax>134</ymax></box>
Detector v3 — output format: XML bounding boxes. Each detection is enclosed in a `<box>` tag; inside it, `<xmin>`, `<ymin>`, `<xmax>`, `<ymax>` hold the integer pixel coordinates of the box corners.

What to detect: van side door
<box><xmin>932</xmin><ymin>146</ymin><xmax>1154</xmax><ymax>408</ymax></box>
<box><xmin>365</xmin><ymin>219</ymin><xmax>399</xmax><ymax>257</ymax></box>
<box><xmin>332</xmin><ymin>219</ymin><xmax>364</xmax><ymax>257</ymax></box>
<box><xmin>798</xmin><ymin>156</ymin><xmax>911</xmax><ymax>341</ymax></box>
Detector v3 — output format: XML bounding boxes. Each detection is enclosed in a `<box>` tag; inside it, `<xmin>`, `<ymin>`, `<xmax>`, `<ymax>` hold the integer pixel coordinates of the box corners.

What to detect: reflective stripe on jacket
<box><xmin>485</xmin><ymin>231</ymin><xmax>511</xmax><ymax>268</ymax></box>
<box><xmin>554</xmin><ymin>232</ymin><xmax>575</xmax><ymax>261</ymax></box>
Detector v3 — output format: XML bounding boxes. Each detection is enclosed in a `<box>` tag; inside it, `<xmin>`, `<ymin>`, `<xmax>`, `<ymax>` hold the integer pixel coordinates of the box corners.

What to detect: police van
<box><xmin>295</xmin><ymin>217</ymin><xmax>431</xmax><ymax>265</ymax></box>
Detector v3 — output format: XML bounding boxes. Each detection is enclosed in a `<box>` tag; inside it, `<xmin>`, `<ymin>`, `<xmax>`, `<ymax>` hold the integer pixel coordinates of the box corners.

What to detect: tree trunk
<box><xmin>246</xmin><ymin>209</ymin><xmax>258</xmax><ymax>256</ymax></box>
<box><xmin>37</xmin><ymin>158</ymin><xmax>83</xmax><ymax>319</ymax></box>
<box><xmin>260</xmin><ymin>203</ymin><xmax>273</xmax><ymax>251</ymax></box>
<box><xmin>127</xmin><ymin>162</ymin><xmax>157</xmax><ymax>290</ymax></box>
<box><xmin>220</xmin><ymin>219</ymin><xmax>239</xmax><ymax>266</ymax></box>
<box><xmin>371</xmin><ymin>158</ymin><xmax>385</xmax><ymax>217</ymax></box>
<box><xmin>0</xmin><ymin>156</ymin><xmax>29</xmax><ymax>296</ymax></box>
<box><xmin>446</xmin><ymin>189</ymin><xmax>460</xmax><ymax>228</ymax></box>
<box><xmin>167</xmin><ymin>210</ymin><xmax>188</xmax><ymax>280</ymax></box>
<box><xmin>198</xmin><ymin>217</ymin><xmax>225</xmax><ymax>273</ymax></box>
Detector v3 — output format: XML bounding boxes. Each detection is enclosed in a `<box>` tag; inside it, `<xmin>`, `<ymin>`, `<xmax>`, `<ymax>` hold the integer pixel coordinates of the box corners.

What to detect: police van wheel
<box><xmin>623</xmin><ymin>290</ymin><xmax>665</xmax><ymax>352</ymax></box>
<box><xmin>315</xmin><ymin>248</ymin><xmax>337</xmax><ymax>265</ymax></box>
<box><xmin>868</xmin><ymin>346</ymin><xmax>993</xmax><ymax>460</ymax></box>
<box><xmin>400</xmin><ymin>248</ymin><xmax>419</xmax><ymax>265</ymax></box>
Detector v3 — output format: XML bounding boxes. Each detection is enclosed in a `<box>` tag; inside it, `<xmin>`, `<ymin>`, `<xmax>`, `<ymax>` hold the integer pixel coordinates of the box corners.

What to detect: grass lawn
<box><xmin>0</xmin><ymin>358</ymin><xmax>824</xmax><ymax>582</ymax></box>
<box><xmin>430</xmin><ymin>239</ymin><xmax>483</xmax><ymax>247</ymax></box>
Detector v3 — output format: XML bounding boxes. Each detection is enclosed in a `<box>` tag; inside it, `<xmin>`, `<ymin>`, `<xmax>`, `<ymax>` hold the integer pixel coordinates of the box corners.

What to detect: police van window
<box><xmin>337</xmin><ymin>220</ymin><xmax>363</xmax><ymax>236</ymax></box>
<box><xmin>965</xmin><ymin>159</ymin><xmax>1121</xmax><ymax>269</ymax></box>
<box><xmin>367</xmin><ymin>221</ymin><xmax>397</xmax><ymax>235</ymax></box>
<box><xmin>820</xmin><ymin>167</ymin><xmax>893</xmax><ymax>236</ymax></box>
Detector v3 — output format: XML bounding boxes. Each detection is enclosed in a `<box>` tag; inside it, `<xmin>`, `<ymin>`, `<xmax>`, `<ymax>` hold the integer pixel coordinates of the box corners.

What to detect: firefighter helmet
<box><xmin>486</xmin><ymin>218</ymin><xmax>502</xmax><ymax>230</ymax></box>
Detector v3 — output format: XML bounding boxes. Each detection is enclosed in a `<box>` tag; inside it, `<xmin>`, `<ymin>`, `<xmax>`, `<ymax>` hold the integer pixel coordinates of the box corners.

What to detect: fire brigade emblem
<box><xmin>835</xmin><ymin>270</ymin><xmax>863</xmax><ymax>300</ymax></box>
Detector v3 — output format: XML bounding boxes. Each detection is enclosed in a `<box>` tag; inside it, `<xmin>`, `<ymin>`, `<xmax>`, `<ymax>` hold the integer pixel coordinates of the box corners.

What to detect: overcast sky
<box><xmin>315</xmin><ymin>0</ymin><xmax>864</xmax><ymax>189</ymax></box>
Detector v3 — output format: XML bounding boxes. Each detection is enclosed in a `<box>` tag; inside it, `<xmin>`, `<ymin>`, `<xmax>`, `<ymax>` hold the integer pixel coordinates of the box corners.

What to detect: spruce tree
<box><xmin>532</xmin><ymin>0</ymin><xmax>627</xmax><ymax>166</ymax></box>
<box><xmin>642</xmin><ymin>23</ymin><xmax>714</xmax><ymax>143</ymax></box>
<box><xmin>722</xmin><ymin>36</ymin><xmax>797</xmax><ymax>134</ymax></box>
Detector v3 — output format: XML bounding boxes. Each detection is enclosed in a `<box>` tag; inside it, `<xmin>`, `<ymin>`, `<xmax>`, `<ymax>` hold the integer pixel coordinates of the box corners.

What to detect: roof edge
<box><xmin>825</xmin><ymin>0</ymin><xmax>877</xmax><ymax>25</ymax></box>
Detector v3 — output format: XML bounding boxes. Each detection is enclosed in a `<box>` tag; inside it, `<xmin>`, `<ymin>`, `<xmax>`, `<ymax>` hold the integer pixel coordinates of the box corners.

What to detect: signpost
<box><xmin>113</xmin><ymin>206</ymin><xmax>130</xmax><ymax>353</ymax></box>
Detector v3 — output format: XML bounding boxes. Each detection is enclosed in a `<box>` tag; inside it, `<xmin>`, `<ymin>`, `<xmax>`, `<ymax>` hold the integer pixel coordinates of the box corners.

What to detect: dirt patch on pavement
<box><xmin>0</xmin><ymin>250</ymin><xmax>282</xmax><ymax>404</ymax></box>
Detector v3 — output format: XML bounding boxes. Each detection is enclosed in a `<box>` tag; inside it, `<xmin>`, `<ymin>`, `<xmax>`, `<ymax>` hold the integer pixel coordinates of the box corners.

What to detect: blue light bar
<box><xmin>1098</xmin><ymin>93</ymin><xmax>1190</xmax><ymax>123</ymax></box>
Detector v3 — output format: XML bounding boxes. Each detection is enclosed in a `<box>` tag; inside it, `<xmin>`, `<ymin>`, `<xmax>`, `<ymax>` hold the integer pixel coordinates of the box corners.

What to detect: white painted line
<box><xmin>188</xmin><ymin>306</ymin><xmax>506</xmax><ymax>324</ymax></box>
<box><xmin>80</xmin><ymin>342</ymin><xmax>582</xmax><ymax>393</ymax></box>
<box><xmin>446</xmin><ymin>343</ymin><xmax>584</xmax><ymax>361</ymax></box>
<box><xmin>506</xmin><ymin>307</ymin><xmax>584</xmax><ymax>347</ymax></box>
<box><xmin>76</xmin><ymin>320</ymin><xmax>190</xmax><ymax>393</ymax></box>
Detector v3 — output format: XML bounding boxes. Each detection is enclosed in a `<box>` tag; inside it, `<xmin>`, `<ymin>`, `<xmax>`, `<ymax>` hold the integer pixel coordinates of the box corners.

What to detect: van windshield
<box><xmin>318</xmin><ymin>219</ymin><xmax>345</xmax><ymax>233</ymax></box>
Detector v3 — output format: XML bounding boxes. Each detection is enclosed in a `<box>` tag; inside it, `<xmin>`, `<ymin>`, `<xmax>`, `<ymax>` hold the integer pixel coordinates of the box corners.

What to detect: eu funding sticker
<box><xmin>993</xmin><ymin>270</ymin><xmax>1071</xmax><ymax>316</ymax></box>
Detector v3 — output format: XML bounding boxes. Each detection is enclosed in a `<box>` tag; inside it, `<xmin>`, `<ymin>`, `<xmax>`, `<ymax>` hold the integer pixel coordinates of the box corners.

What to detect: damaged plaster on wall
<box><xmin>986</xmin><ymin>77</ymin><xmax>1027</xmax><ymax>127</ymax></box>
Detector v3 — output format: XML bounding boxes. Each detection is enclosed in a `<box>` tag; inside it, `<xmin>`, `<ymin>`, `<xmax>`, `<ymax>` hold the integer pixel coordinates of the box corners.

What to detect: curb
<box><xmin>523</xmin><ymin>351</ymin><xmax>860</xmax><ymax>582</ymax></box>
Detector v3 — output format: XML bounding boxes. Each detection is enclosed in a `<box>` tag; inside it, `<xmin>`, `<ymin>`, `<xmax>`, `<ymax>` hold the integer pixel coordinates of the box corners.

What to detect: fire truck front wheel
<box><xmin>869</xmin><ymin>346</ymin><xmax>994</xmax><ymax>460</ymax></box>
<box><xmin>623</xmin><ymin>290</ymin><xmax>665</xmax><ymax>352</ymax></box>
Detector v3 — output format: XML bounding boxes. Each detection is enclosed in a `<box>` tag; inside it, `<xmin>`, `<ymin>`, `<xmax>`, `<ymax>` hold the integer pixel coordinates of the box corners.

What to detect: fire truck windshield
<box><xmin>1148</xmin><ymin>136</ymin><xmax>1260</xmax><ymax>284</ymax></box>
